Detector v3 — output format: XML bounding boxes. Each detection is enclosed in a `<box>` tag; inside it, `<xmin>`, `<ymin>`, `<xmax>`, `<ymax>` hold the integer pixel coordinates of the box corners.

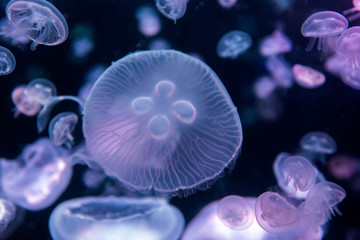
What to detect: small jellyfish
<box><xmin>300</xmin><ymin>131</ymin><xmax>337</xmax><ymax>155</ymax></box>
<box><xmin>259</xmin><ymin>29</ymin><xmax>292</xmax><ymax>56</ymax></box>
<box><xmin>343</xmin><ymin>0</ymin><xmax>360</xmax><ymax>21</ymax></box>
<box><xmin>83</xmin><ymin>50</ymin><xmax>243</xmax><ymax>196</ymax></box>
<box><xmin>255</xmin><ymin>192</ymin><xmax>300</xmax><ymax>233</ymax></box>
<box><xmin>292</xmin><ymin>64</ymin><xmax>326</xmax><ymax>89</ymax></box>
<box><xmin>217</xmin><ymin>0</ymin><xmax>238</xmax><ymax>9</ymax></box>
<box><xmin>265</xmin><ymin>55</ymin><xmax>293</xmax><ymax>89</ymax></box>
<box><xmin>71</xmin><ymin>37</ymin><xmax>94</xmax><ymax>59</ymax></box>
<box><xmin>328</xmin><ymin>154</ymin><xmax>358</xmax><ymax>180</ymax></box>
<box><xmin>148</xmin><ymin>37</ymin><xmax>172</xmax><ymax>50</ymax></box>
<box><xmin>301</xmin><ymin>11</ymin><xmax>348</xmax><ymax>51</ymax></box>
<box><xmin>217</xmin><ymin>195</ymin><xmax>254</xmax><ymax>230</ymax></box>
<box><xmin>0</xmin><ymin>198</ymin><xmax>16</xmax><ymax>235</ymax></box>
<box><xmin>0</xmin><ymin>46</ymin><xmax>15</xmax><ymax>75</ymax></box>
<box><xmin>299</xmin><ymin>181</ymin><xmax>346</xmax><ymax>226</ymax></box>
<box><xmin>49</xmin><ymin>196</ymin><xmax>184</xmax><ymax>240</ymax></box>
<box><xmin>155</xmin><ymin>0</ymin><xmax>187</xmax><ymax>23</ymax></box>
<box><xmin>217</xmin><ymin>30</ymin><xmax>252</xmax><ymax>59</ymax></box>
<box><xmin>11</xmin><ymin>85</ymin><xmax>43</xmax><ymax>117</ymax></box>
<box><xmin>273</xmin><ymin>154</ymin><xmax>317</xmax><ymax>199</ymax></box>
<box><xmin>49</xmin><ymin>112</ymin><xmax>78</xmax><ymax>149</ymax></box>
<box><xmin>336</xmin><ymin>26</ymin><xmax>360</xmax><ymax>69</ymax></box>
<box><xmin>253</xmin><ymin>75</ymin><xmax>277</xmax><ymax>100</ymax></box>
<box><xmin>0</xmin><ymin>138</ymin><xmax>72</xmax><ymax>211</ymax></box>
<box><xmin>6</xmin><ymin>0</ymin><xmax>69</xmax><ymax>50</ymax></box>
<box><xmin>182</xmin><ymin>197</ymin><xmax>278</xmax><ymax>240</ymax></box>
<box><xmin>136</xmin><ymin>5</ymin><xmax>161</xmax><ymax>37</ymax></box>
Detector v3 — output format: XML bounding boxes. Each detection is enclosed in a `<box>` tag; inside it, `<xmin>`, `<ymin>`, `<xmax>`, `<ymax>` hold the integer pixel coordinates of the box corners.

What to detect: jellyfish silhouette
<box><xmin>83</xmin><ymin>50</ymin><xmax>243</xmax><ymax>196</ymax></box>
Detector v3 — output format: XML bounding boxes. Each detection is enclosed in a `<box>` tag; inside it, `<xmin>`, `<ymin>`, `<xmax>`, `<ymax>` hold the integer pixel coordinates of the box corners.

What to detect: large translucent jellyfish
<box><xmin>49</xmin><ymin>196</ymin><xmax>184</xmax><ymax>240</ymax></box>
<box><xmin>259</xmin><ymin>29</ymin><xmax>292</xmax><ymax>56</ymax></box>
<box><xmin>83</xmin><ymin>50</ymin><xmax>243</xmax><ymax>196</ymax></box>
<box><xmin>300</xmin><ymin>131</ymin><xmax>337</xmax><ymax>155</ymax></box>
<box><xmin>0</xmin><ymin>138</ymin><xmax>72</xmax><ymax>211</ymax></box>
<box><xmin>273</xmin><ymin>154</ymin><xmax>317</xmax><ymax>199</ymax></box>
<box><xmin>301</xmin><ymin>11</ymin><xmax>348</xmax><ymax>51</ymax></box>
<box><xmin>0</xmin><ymin>46</ymin><xmax>15</xmax><ymax>75</ymax></box>
<box><xmin>5</xmin><ymin>0</ymin><xmax>69</xmax><ymax>50</ymax></box>
<box><xmin>48</xmin><ymin>112</ymin><xmax>78</xmax><ymax>149</ymax></box>
<box><xmin>255</xmin><ymin>192</ymin><xmax>300</xmax><ymax>234</ymax></box>
<box><xmin>336</xmin><ymin>26</ymin><xmax>360</xmax><ymax>69</ymax></box>
<box><xmin>217</xmin><ymin>30</ymin><xmax>252</xmax><ymax>59</ymax></box>
<box><xmin>182</xmin><ymin>197</ymin><xmax>279</xmax><ymax>240</ymax></box>
<box><xmin>298</xmin><ymin>181</ymin><xmax>346</xmax><ymax>232</ymax></box>
<box><xmin>155</xmin><ymin>0</ymin><xmax>187</xmax><ymax>23</ymax></box>
<box><xmin>292</xmin><ymin>64</ymin><xmax>325</xmax><ymax>89</ymax></box>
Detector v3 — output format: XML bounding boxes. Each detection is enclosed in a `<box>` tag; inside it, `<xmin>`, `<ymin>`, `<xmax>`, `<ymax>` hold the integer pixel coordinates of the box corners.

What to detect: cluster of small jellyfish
<box><xmin>0</xmin><ymin>0</ymin><xmax>354</xmax><ymax>239</ymax></box>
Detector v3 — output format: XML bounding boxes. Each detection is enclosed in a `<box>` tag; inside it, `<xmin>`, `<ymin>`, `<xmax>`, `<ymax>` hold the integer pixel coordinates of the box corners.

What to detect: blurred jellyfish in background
<box><xmin>0</xmin><ymin>138</ymin><xmax>72</xmax><ymax>211</ymax></box>
<box><xmin>5</xmin><ymin>0</ymin><xmax>69</xmax><ymax>50</ymax></box>
<box><xmin>259</xmin><ymin>28</ymin><xmax>292</xmax><ymax>57</ymax></box>
<box><xmin>0</xmin><ymin>46</ymin><xmax>15</xmax><ymax>75</ymax></box>
<box><xmin>155</xmin><ymin>0</ymin><xmax>188</xmax><ymax>23</ymax></box>
<box><xmin>217</xmin><ymin>30</ymin><xmax>252</xmax><ymax>59</ymax></box>
<box><xmin>343</xmin><ymin>0</ymin><xmax>360</xmax><ymax>21</ymax></box>
<box><xmin>328</xmin><ymin>154</ymin><xmax>359</xmax><ymax>180</ymax></box>
<box><xmin>0</xmin><ymin>17</ymin><xmax>31</xmax><ymax>47</ymax></box>
<box><xmin>136</xmin><ymin>5</ymin><xmax>161</xmax><ymax>37</ymax></box>
<box><xmin>148</xmin><ymin>37</ymin><xmax>172</xmax><ymax>50</ymax></box>
<box><xmin>70</xmin><ymin>24</ymin><xmax>95</xmax><ymax>61</ymax></box>
<box><xmin>292</xmin><ymin>64</ymin><xmax>326</xmax><ymax>89</ymax></box>
<box><xmin>83</xmin><ymin>50</ymin><xmax>243</xmax><ymax>196</ymax></box>
<box><xmin>82</xmin><ymin>168</ymin><xmax>106</xmax><ymax>190</ymax></box>
<box><xmin>48</xmin><ymin>112</ymin><xmax>78</xmax><ymax>149</ymax></box>
<box><xmin>301</xmin><ymin>11</ymin><xmax>348</xmax><ymax>52</ymax></box>
<box><xmin>217</xmin><ymin>0</ymin><xmax>238</xmax><ymax>9</ymax></box>
<box><xmin>265</xmin><ymin>55</ymin><xmax>293</xmax><ymax>89</ymax></box>
<box><xmin>253</xmin><ymin>75</ymin><xmax>277</xmax><ymax>100</ymax></box>
<box><xmin>49</xmin><ymin>196</ymin><xmax>184</xmax><ymax>240</ymax></box>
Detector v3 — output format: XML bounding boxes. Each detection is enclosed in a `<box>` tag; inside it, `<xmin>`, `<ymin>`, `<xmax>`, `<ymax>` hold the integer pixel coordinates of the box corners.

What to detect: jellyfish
<box><xmin>0</xmin><ymin>46</ymin><xmax>15</xmax><ymax>75</ymax></box>
<box><xmin>49</xmin><ymin>196</ymin><xmax>184</xmax><ymax>240</ymax></box>
<box><xmin>0</xmin><ymin>138</ymin><xmax>72</xmax><ymax>211</ymax></box>
<box><xmin>301</xmin><ymin>11</ymin><xmax>348</xmax><ymax>52</ymax></box>
<box><xmin>48</xmin><ymin>112</ymin><xmax>78</xmax><ymax>149</ymax></box>
<box><xmin>136</xmin><ymin>5</ymin><xmax>161</xmax><ymax>37</ymax></box>
<box><xmin>340</xmin><ymin>62</ymin><xmax>360</xmax><ymax>90</ymax></box>
<box><xmin>259</xmin><ymin>29</ymin><xmax>292</xmax><ymax>56</ymax></box>
<box><xmin>292</xmin><ymin>64</ymin><xmax>325</xmax><ymax>89</ymax></box>
<box><xmin>217</xmin><ymin>195</ymin><xmax>254</xmax><ymax>230</ymax></box>
<box><xmin>217</xmin><ymin>30</ymin><xmax>252</xmax><ymax>59</ymax></box>
<box><xmin>255</xmin><ymin>192</ymin><xmax>300</xmax><ymax>234</ymax></box>
<box><xmin>5</xmin><ymin>0</ymin><xmax>69</xmax><ymax>50</ymax></box>
<box><xmin>324</xmin><ymin>54</ymin><xmax>349</xmax><ymax>78</ymax></box>
<box><xmin>182</xmin><ymin>197</ymin><xmax>279</xmax><ymax>240</ymax></box>
<box><xmin>328</xmin><ymin>154</ymin><xmax>358</xmax><ymax>180</ymax></box>
<box><xmin>0</xmin><ymin>17</ymin><xmax>31</xmax><ymax>47</ymax></box>
<box><xmin>300</xmin><ymin>131</ymin><xmax>337</xmax><ymax>155</ymax></box>
<box><xmin>217</xmin><ymin>0</ymin><xmax>238</xmax><ymax>9</ymax></box>
<box><xmin>253</xmin><ymin>75</ymin><xmax>277</xmax><ymax>100</ymax></box>
<box><xmin>343</xmin><ymin>0</ymin><xmax>360</xmax><ymax>21</ymax></box>
<box><xmin>265</xmin><ymin>55</ymin><xmax>293</xmax><ymax>89</ymax></box>
<box><xmin>155</xmin><ymin>0</ymin><xmax>187</xmax><ymax>23</ymax></box>
<box><xmin>336</xmin><ymin>26</ymin><xmax>360</xmax><ymax>69</ymax></box>
<box><xmin>298</xmin><ymin>181</ymin><xmax>346</xmax><ymax>230</ymax></box>
<box><xmin>83</xmin><ymin>50</ymin><xmax>243</xmax><ymax>196</ymax></box>
<box><xmin>273</xmin><ymin>154</ymin><xmax>317</xmax><ymax>199</ymax></box>
<box><xmin>0</xmin><ymin>198</ymin><xmax>16</xmax><ymax>234</ymax></box>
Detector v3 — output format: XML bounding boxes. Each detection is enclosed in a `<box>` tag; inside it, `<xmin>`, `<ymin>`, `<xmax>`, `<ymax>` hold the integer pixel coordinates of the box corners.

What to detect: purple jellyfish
<box><xmin>259</xmin><ymin>29</ymin><xmax>292</xmax><ymax>56</ymax></box>
<box><xmin>49</xmin><ymin>196</ymin><xmax>184</xmax><ymax>240</ymax></box>
<box><xmin>292</xmin><ymin>64</ymin><xmax>326</xmax><ymax>89</ymax></box>
<box><xmin>0</xmin><ymin>138</ymin><xmax>72</xmax><ymax>211</ymax></box>
<box><xmin>217</xmin><ymin>0</ymin><xmax>238</xmax><ymax>9</ymax></box>
<box><xmin>48</xmin><ymin>112</ymin><xmax>78</xmax><ymax>149</ymax></box>
<box><xmin>301</xmin><ymin>11</ymin><xmax>348</xmax><ymax>51</ymax></box>
<box><xmin>336</xmin><ymin>26</ymin><xmax>360</xmax><ymax>70</ymax></box>
<box><xmin>6</xmin><ymin>0</ymin><xmax>69</xmax><ymax>50</ymax></box>
<box><xmin>155</xmin><ymin>0</ymin><xmax>188</xmax><ymax>23</ymax></box>
<box><xmin>136</xmin><ymin>5</ymin><xmax>161</xmax><ymax>37</ymax></box>
<box><xmin>83</xmin><ymin>50</ymin><xmax>243</xmax><ymax>196</ymax></box>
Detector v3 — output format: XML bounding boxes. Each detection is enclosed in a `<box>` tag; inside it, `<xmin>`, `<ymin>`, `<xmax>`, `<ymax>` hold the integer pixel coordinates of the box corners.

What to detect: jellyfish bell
<box><xmin>155</xmin><ymin>0</ymin><xmax>187</xmax><ymax>23</ymax></box>
<box><xmin>0</xmin><ymin>138</ymin><xmax>72</xmax><ymax>211</ymax></box>
<box><xmin>301</xmin><ymin>11</ymin><xmax>348</xmax><ymax>52</ymax></box>
<box><xmin>292</xmin><ymin>64</ymin><xmax>326</xmax><ymax>89</ymax></box>
<box><xmin>300</xmin><ymin>131</ymin><xmax>337</xmax><ymax>155</ymax></box>
<box><xmin>49</xmin><ymin>196</ymin><xmax>185</xmax><ymax>240</ymax></box>
<box><xmin>217</xmin><ymin>30</ymin><xmax>252</xmax><ymax>59</ymax></box>
<box><xmin>49</xmin><ymin>112</ymin><xmax>79</xmax><ymax>149</ymax></box>
<box><xmin>259</xmin><ymin>29</ymin><xmax>293</xmax><ymax>56</ymax></box>
<box><xmin>83</xmin><ymin>50</ymin><xmax>243</xmax><ymax>196</ymax></box>
<box><xmin>217</xmin><ymin>0</ymin><xmax>238</xmax><ymax>9</ymax></box>
<box><xmin>6</xmin><ymin>0</ymin><xmax>69</xmax><ymax>50</ymax></box>
<box><xmin>0</xmin><ymin>46</ymin><xmax>15</xmax><ymax>75</ymax></box>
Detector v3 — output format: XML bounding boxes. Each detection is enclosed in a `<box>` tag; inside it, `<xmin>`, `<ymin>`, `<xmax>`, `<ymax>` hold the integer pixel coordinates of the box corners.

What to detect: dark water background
<box><xmin>0</xmin><ymin>0</ymin><xmax>359</xmax><ymax>239</ymax></box>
